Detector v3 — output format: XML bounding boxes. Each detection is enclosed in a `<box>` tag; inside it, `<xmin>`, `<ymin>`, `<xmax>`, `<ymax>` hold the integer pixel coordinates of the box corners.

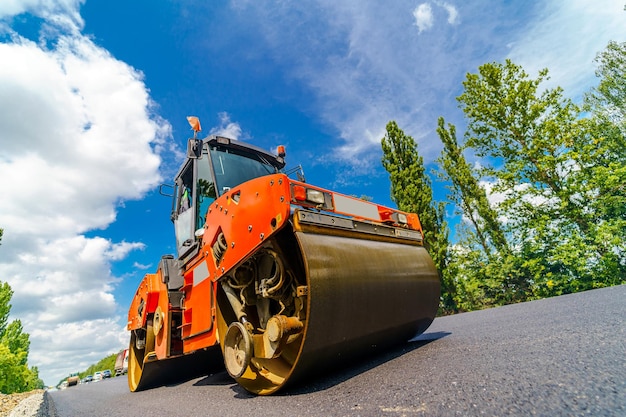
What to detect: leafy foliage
<box><xmin>436</xmin><ymin>117</ymin><xmax>509</xmax><ymax>260</ymax></box>
<box><xmin>56</xmin><ymin>352</ymin><xmax>121</xmax><ymax>388</ymax></box>
<box><xmin>586</xmin><ymin>41</ymin><xmax>626</xmax><ymax>131</ymax></box>
<box><xmin>380</xmin><ymin>43</ymin><xmax>625</xmax><ymax>313</ymax></box>
<box><xmin>432</xmin><ymin>45</ymin><xmax>625</xmax><ymax>309</ymax></box>
<box><xmin>381</xmin><ymin>121</ymin><xmax>457</xmax><ymax>313</ymax></box>
<box><xmin>0</xmin><ymin>281</ymin><xmax>44</xmax><ymax>393</ymax></box>
<box><xmin>80</xmin><ymin>353</ymin><xmax>118</xmax><ymax>380</ymax></box>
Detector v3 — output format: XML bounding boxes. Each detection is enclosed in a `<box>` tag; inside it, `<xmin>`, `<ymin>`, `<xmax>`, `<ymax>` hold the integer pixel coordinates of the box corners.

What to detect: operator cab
<box><xmin>172</xmin><ymin>136</ymin><xmax>286</xmax><ymax>262</ymax></box>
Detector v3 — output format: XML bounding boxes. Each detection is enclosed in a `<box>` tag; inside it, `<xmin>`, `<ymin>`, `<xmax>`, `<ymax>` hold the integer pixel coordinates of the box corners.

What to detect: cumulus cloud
<box><xmin>0</xmin><ymin>1</ymin><xmax>170</xmax><ymax>385</ymax></box>
<box><xmin>30</xmin><ymin>318</ymin><xmax>128</xmax><ymax>382</ymax></box>
<box><xmin>208</xmin><ymin>111</ymin><xmax>244</xmax><ymax>140</ymax></box>
<box><xmin>413</xmin><ymin>3</ymin><xmax>433</xmax><ymax>33</ymax></box>
<box><xmin>0</xmin><ymin>0</ymin><xmax>85</xmax><ymax>32</ymax></box>
<box><xmin>132</xmin><ymin>261</ymin><xmax>152</xmax><ymax>270</ymax></box>
<box><xmin>413</xmin><ymin>2</ymin><xmax>459</xmax><ymax>33</ymax></box>
<box><xmin>440</xmin><ymin>2</ymin><xmax>459</xmax><ymax>24</ymax></box>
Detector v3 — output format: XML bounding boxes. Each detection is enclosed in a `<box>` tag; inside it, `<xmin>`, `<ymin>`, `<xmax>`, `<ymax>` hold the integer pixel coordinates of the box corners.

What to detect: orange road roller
<box><xmin>127</xmin><ymin>118</ymin><xmax>440</xmax><ymax>395</ymax></box>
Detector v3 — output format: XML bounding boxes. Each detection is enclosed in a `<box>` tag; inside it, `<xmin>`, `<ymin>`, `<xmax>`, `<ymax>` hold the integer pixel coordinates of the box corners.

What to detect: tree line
<box><xmin>382</xmin><ymin>41</ymin><xmax>626</xmax><ymax>314</ymax></box>
<box><xmin>54</xmin><ymin>352</ymin><xmax>120</xmax><ymax>388</ymax></box>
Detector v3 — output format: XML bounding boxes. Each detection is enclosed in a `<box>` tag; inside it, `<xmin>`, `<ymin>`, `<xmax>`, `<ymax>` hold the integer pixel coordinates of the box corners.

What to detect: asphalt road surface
<box><xmin>49</xmin><ymin>285</ymin><xmax>625</xmax><ymax>417</ymax></box>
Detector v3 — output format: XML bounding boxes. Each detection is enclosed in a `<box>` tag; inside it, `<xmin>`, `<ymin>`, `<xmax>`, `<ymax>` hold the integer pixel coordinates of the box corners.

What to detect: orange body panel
<box><xmin>127</xmin><ymin>273</ymin><xmax>165</xmax><ymax>331</ymax></box>
<box><xmin>201</xmin><ymin>173</ymin><xmax>292</xmax><ymax>281</ymax></box>
<box><xmin>180</xmin><ymin>174</ymin><xmax>291</xmax><ymax>353</ymax></box>
<box><xmin>154</xmin><ymin>282</ymin><xmax>171</xmax><ymax>360</ymax></box>
<box><xmin>179</xmin><ymin>263</ymin><xmax>218</xmax><ymax>353</ymax></box>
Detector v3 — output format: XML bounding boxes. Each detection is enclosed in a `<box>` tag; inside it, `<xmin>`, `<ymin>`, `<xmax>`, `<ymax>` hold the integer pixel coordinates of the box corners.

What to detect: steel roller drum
<box><xmin>128</xmin><ymin>325</ymin><xmax>224</xmax><ymax>392</ymax></box>
<box><xmin>223</xmin><ymin>229</ymin><xmax>441</xmax><ymax>395</ymax></box>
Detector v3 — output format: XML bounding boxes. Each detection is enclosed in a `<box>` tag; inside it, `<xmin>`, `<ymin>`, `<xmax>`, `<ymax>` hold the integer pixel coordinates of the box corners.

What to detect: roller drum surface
<box><xmin>230</xmin><ymin>230</ymin><xmax>440</xmax><ymax>394</ymax></box>
<box><xmin>128</xmin><ymin>328</ymin><xmax>223</xmax><ymax>392</ymax></box>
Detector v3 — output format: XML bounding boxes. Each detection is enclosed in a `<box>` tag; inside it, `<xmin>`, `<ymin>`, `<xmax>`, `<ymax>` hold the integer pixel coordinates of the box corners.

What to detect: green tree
<box><xmin>436</xmin><ymin>117</ymin><xmax>509</xmax><ymax>259</ymax></box>
<box><xmin>381</xmin><ymin>121</ymin><xmax>456</xmax><ymax>313</ymax></box>
<box><xmin>1</xmin><ymin>320</ymin><xmax>30</xmax><ymax>365</ymax></box>
<box><xmin>581</xmin><ymin>41</ymin><xmax>626</xmax><ymax>281</ymax></box>
<box><xmin>586</xmin><ymin>41</ymin><xmax>626</xmax><ymax>131</ymax></box>
<box><xmin>0</xmin><ymin>283</ymin><xmax>10</xmax><ymax>336</ymax></box>
<box><xmin>584</xmin><ymin>41</ymin><xmax>626</xmax><ymax>224</ymax></box>
<box><xmin>56</xmin><ymin>352</ymin><xmax>121</xmax><ymax>388</ymax></box>
<box><xmin>0</xmin><ymin>281</ymin><xmax>43</xmax><ymax>393</ymax></box>
<box><xmin>452</xmin><ymin>57</ymin><xmax>625</xmax><ymax>298</ymax></box>
<box><xmin>81</xmin><ymin>353</ymin><xmax>118</xmax><ymax>379</ymax></box>
<box><xmin>436</xmin><ymin>117</ymin><xmax>522</xmax><ymax>309</ymax></box>
<box><xmin>459</xmin><ymin>60</ymin><xmax>588</xmax><ymax>233</ymax></box>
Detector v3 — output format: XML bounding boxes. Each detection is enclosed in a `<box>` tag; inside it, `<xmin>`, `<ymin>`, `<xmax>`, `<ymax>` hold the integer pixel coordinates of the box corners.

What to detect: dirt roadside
<box><xmin>0</xmin><ymin>390</ymin><xmax>45</xmax><ymax>417</ymax></box>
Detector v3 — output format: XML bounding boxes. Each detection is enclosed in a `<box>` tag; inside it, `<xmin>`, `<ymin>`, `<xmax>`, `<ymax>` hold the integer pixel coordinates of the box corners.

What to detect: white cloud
<box><xmin>413</xmin><ymin>2</ymin><xmax>459</xmax><ymax>33</ymax></box>
<box><xmin>132</xmin><ymin>261</ymin><xmax>152</xmax><ymax>270</ymax></box>
<box><xmin>413</xmin><ymin>3</ymin><xmax>433</xmax><ymax>33</ymax></box>
<box><xmin>439</xmin><ymin>2</ymin><xmax>459</xmax><ymax>25</ymax></box>
<box><xmin>217</xmin><ymin>1</ymin><xmax>472</xmax><ymax>176</ymax></box>
<box><xmin>228</xmin><ymin>0</ymin><xmax>624</xmax><ymax>178</ymax></box>
<box><xmin>0</xmin><ymin>1</ymin><xmax>171</xmax><ymax>385</ymax></box>
<box><xmin>209</xmin><ymin>111</ymin><xmax>244</xmax><ymax>140</ymax></box>
<box><xmin>0</xmin><ymin>0</ymin><xmax>85</xmax><ymax>32</ymax></box>
<box><xmin>29</xmin><ymin>318</ymin><xmax>128</xmax><ymax>383</ymax></box>
<box><xmin>507</xmin><ymin>0</ymin><xmax>626</xmax><ymax>100</ymax></box>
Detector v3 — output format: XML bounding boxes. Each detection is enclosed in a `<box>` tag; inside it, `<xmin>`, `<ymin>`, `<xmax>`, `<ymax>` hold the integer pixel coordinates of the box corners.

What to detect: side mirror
<box><xmin>159</xmin><ymin>183</ymin><xmax>174</xmax><ymax>197</ymax></box>
<box><xmin>187</xmin><ymin>138</ymin><xmax>203</xmax><ymax>159</ymax></box>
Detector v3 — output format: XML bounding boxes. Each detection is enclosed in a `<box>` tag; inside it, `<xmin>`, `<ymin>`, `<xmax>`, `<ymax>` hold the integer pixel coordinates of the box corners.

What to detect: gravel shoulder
<box><xmin>0</xmin><ymin>390</ymin><xmax>48</xmax><ymax>417</ymax></box>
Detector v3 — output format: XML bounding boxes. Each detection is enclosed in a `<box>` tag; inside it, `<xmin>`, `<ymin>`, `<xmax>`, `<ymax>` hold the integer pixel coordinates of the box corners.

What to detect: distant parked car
<box><xmin>93</xmin><ymin>371</ymin><xmax>102</xmax><ymax>381</ymax></box>
<box><xmin>102</xmin><ymin>369</ymin><xmax>112</xmax><ymax>379</ymax></box>
<box><xmin>83</xmin><ymin>375</ymin><xmax>93</xmax><ymax>383</ymax></box>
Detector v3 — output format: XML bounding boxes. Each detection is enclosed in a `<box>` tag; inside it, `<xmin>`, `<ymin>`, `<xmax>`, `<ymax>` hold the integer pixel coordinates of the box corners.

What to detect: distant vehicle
<box><xmin>67</xmin><ymin>372</ymin><xmax>79</xmax><ymax>387</ymax></box>
<box><xmin>83</xmin><ymin>375</ymin><xmax>93</xmax><ymax>383</ymax></box>
<box><xmin>115</xmin><ymin>349</ymin><xmax>129</xmax><ymax>376</ymax></box>
<box><xmin>93</xmin><ymin>371</ymin><xmax>103</xmax><ymax>381</ymax></box>
<box><xmin>102</xmin><ymin>369</ymin><xmax>112</xmax><ymax>378</ymax></box>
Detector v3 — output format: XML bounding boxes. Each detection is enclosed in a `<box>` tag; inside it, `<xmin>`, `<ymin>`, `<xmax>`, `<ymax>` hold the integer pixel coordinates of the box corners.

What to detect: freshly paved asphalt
<box><xmin>49</xmin><ymin>284</ymin><xmax>625</xmax><ymax>416</ymax></box>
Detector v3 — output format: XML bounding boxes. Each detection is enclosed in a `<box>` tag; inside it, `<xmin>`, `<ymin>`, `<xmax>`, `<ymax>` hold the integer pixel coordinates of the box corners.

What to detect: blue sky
<box><xmin>0</xmin><ymin>0</ymin><xmax>624</xmax><ymax>386</ymax></box>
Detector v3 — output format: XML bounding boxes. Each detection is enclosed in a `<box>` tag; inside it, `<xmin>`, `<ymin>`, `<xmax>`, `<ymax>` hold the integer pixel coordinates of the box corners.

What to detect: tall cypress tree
<box><xmin>381</xmin><ymin>121</ymin><xmax>456</xmax><ymax>313</ymax></box>
<box><xmin>436</xmin><ymin>117</ymin><xmax>509</xmax><ymax>259</ymax></box>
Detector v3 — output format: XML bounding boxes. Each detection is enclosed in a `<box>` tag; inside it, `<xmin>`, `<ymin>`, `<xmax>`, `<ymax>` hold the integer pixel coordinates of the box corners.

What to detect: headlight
<box><xmin>306</xmin><ymin>189</ymin><xmax>325</xmax><ymax>205</ymax></box>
